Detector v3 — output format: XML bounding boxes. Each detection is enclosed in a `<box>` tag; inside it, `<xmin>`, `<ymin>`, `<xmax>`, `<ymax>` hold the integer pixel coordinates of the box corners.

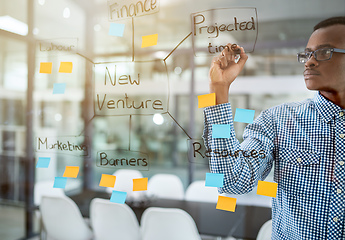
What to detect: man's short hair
<box><xmin>314</xmin><ymin>16</ymin><xmax>345</xmax><ymax>31</ymax></box>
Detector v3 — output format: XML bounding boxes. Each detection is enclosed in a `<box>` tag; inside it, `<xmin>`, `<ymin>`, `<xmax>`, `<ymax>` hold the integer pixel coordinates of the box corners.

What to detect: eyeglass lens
<box><xmin>298</xmin><ymin>48</ymin><xmax>332</xmax><ymax>63</ymax></box>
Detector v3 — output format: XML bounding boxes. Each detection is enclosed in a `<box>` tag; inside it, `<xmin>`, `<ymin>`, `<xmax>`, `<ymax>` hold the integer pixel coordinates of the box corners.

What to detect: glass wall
<box><xmin>0</xmin><ymin>0</ymin><xmax>344</xmax><ymax>239</ymax></box>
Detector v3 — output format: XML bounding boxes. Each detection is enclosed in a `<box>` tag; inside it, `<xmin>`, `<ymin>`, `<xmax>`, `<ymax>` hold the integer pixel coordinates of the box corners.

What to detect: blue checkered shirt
<box><xmin>203</xmin><ymin>92</ymin><xmax>345</xmax><ymax>239</ymax></box>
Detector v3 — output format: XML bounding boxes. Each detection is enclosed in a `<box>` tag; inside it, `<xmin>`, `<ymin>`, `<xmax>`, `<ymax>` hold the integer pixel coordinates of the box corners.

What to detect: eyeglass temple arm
<box><xmin>333</xmin><ymin>48</ymin><xmax>345</xmax><ymax>54</ymax></box>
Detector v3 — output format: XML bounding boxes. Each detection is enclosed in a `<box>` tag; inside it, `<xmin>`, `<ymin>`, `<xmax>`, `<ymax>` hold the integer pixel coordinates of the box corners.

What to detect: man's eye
<box><xmin>318</xmin><ymin>49</ymin><xmax>331</xmax><ymax>56</ymax></box>
<box><xmin>300</xmin><ymin>53</ymin><xmax>309</xmax><ymax>58</ymax></box>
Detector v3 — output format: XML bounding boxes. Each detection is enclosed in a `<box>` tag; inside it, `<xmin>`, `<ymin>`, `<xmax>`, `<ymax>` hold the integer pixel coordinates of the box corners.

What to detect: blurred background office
<box><xmin>0</xmin><ymin>0</ymin><xmax>344</xmax><ymax>239</ymax></box>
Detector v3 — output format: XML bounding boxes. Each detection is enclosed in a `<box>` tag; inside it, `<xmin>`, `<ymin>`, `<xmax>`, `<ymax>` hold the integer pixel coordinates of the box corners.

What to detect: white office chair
<box><xmin>147</xmin><ymin>174</ymin><xmax>184</xmax><ymax>200</ymax></box>
<box><xmin>34</xmin><ymin>180</ymin><xmax>65</xmax><ymax>206</ymax></box>
<box><xmin>141</xmin><ymin>207</ymin><xmax>201</xmax><ymax>240</ymax></box>
<box><xmin>105</xmin><ymin>169</ymin><xmax>145</xmax><ymax>201</ymax></box>
<box><xmin>256</xmin><ymin>219</ymin><xmax>272</xmax><ymax>240</ymax></box>
<box><xmin>185</xmin><ymin>180</ymin><xmax>219</xmax><ymax>203</ymax></box>
<box><xmin>90</xmin><ymin>198</ymin><xmax>140</xmax><ymax>240</ymax></box>
<box><xmin>34</xmin><ymin>180</ymin><xmax>66</xmax><ymax>239</ymax></box>
<box><xmin>40</xmin><ymin>195</ymin><xmax>93</xmax><ymax>240</ymax></box>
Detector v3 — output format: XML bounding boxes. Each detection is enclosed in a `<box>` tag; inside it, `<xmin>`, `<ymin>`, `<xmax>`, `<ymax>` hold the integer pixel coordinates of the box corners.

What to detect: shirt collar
<box><xmin>313</xmin><ymin>91</ymin><xmax>344</xmax><ymax>123</ymax></box>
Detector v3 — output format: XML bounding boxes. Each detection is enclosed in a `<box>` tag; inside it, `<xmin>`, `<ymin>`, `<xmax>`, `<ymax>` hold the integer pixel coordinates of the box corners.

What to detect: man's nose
<box><xmin>305</xmin><ymin>54</ymin><xmax>319</xmax><ymax>68</ymax></box>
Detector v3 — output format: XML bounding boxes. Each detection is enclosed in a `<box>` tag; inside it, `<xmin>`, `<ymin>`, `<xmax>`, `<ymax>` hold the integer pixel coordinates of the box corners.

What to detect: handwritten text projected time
<box><xmin>191</xmin><ymin>8</ymin><xmax>258</xmax><ymax>57</ymax></box>
<box><xmin>108</xmin><ymin>0</ymin><xmax>159</xmax><ymax>21</ymax></box>
<box><xmin>94</xmin><ymin>61</ymin><xmax>169</xmax><ymax>116</ymax></box>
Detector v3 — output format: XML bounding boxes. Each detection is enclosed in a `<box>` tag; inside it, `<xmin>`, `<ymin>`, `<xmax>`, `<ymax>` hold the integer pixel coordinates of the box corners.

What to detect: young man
<box><xmin>203</xmin><ymin>16</ymin><xmax>345</xmax><ymax>239</ymax></box>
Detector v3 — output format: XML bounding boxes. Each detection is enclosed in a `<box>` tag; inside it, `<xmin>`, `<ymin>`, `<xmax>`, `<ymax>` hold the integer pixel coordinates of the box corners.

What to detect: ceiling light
<box><xmin>0</xmin><ymin>15</ymin><xmax>28</xmax><ymax>36</ymax></box>
<box><xmin>174</xmin><ymin>67</ymin><xmax>182</xmax><ymax>75</ymax></box>
<box><xmin>63</xmin><ymin>7</ymin><xmax>71</xmax><ymax>19</ymax></box>
<box><xmin>38</xmin><ymin>0</ymin><xmax>45</xmax><ymax>6</ymax></box>
<box><xmin>54</xmin><ymin>113</ymin><xmax>62</xmax><ymax>122</ymax></box>
<box><xmin>153</xmin><ymin>113</ymin><xmax>164</xmax><ymax>125</ymax></box>
<box><xmin>154</xmin><ymin>51</ymin><xmax>167</xmax><ymax>59</ymax></box>
<box><xmin>33</xmin><ymin>27</ymin><xmax>39</xmax><ymax>35</ymax></box>
<box><xmin>94</xmin><ymin>24</ymin><xmax>101</xmax><ymax>32</ymax></box>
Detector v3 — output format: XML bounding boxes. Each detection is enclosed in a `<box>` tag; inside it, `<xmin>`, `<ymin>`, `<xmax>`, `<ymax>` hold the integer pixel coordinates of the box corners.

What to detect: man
<box><xmin>203</xmin><ymin>16</ymin><xmax>345</xmax><ymax>239</ymax></box>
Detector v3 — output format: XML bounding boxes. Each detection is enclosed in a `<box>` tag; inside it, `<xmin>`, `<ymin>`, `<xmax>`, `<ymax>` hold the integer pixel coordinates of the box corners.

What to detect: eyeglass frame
<box><xmin>297</xmin><ymin>47</ymin><xmax>345</xmax><ymax>63</ymax></box>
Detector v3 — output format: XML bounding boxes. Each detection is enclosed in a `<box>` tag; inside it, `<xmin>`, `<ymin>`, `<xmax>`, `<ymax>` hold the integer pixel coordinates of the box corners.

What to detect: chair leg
<box><xmin>39</xmin><ymin>216</ymin><xmax>47</xmax><ymax>240</ymax></box>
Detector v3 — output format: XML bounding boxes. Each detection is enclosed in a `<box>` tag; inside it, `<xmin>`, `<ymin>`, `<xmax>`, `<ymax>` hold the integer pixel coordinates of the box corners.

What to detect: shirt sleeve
<box><xmin>202</xmin><ymin>102</ymin><xmax>276</xmax><ymax>194</ymax></box>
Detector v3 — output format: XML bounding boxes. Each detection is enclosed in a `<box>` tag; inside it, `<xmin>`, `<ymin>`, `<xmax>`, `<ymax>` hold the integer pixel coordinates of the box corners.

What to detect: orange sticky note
<box><xmin>133</xmin><ymin>178</ymin><xmax>148</xmax><ymax>191</ymax></box>
<box><xmin>39</xmin><ymin>62</ymin><xmax>52</xmax><ymax>74</ymax></box>
<box><xmin>198</xmin><ymin>93</ymin><xmax>216</xmax><ymax>108</ymax></box>
<box><xmin>99</xmin><ymin>174</ymin><xmax>116</xmax><ymax>188</ymax></box>
<box><xmin>216</xmin><ymin>196</ymin><xmax>237</xmax><ymax>212</ymax></box>
<box><xmin>62</xmin><ymin>166</ymin><xmax>79</xmax><ymax>178</ymax></box>
<box><xmin>59</xmin><ymin>62</ymin><xmax>73</xmax><ymax>73</ymax></box>
<box><xmin>256</xmin><ymin>180</ymin><xmax>278</xmax><ymax>198</ymax></box>
<box><xmin>141</xmin><ymin>34</ymin><xmax>158</xmax><ymax>48</ymax></box>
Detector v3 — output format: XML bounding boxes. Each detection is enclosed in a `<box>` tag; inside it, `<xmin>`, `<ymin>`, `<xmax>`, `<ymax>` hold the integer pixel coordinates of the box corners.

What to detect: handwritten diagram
<box><xmin>34</xmin><ymin>2</ymin><xmax>276</xmax><ymax>211</ymax></box>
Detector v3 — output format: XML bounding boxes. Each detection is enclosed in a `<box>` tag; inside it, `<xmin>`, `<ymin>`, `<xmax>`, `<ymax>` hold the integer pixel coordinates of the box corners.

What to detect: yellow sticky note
<box><xmin>59</xmin><ymin>62</ymin><xmax>73</xmax><ymax>73</ymax></box>
<box><xmin>198</xmin><ymin>93</ymin><xmax>216</xmax><ymax>108</ymax></box>
<box><xmin>39</xmin><ymin>62</ymin><xmax>52</xmax><ymax>74</ymax></box>
<box><xmin>62</xmin><ymin>166</ymin><xmax>79</xmax><ymax>178</ymax></box>
<box><xmin>99</xmin><ymin>174</ymin><xmax>116</xmax><ymax>188</ymax></box>
<box><xmin>141</xmin><ymin>34</ymin><xmax>158</xmax><ymax>48</ymax></box>
<box><xmin>256</xmin><ymin>180</ymin><xmax>278</xmax><ymax>198</ymax></box>
<box><xmin>133</xmin><ymin>178</ymin><xmax>148</xmax><ymax>191</ymax></box>
<box><xmin>216</xmin><ymin>196</ymin><xmax>237</xmax><ymax>212</ymax></box>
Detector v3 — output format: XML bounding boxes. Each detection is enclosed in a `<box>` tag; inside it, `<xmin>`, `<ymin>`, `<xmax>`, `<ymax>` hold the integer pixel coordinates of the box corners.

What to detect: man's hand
<box><xmin>209</xmin><ymin>43</ymin><xmax>248</xmax><ymax>104</ymax></box>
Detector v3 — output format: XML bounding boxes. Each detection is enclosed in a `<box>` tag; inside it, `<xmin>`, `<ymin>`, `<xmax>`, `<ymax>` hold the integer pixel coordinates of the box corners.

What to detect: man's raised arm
<box><xmin>203</xmin><ymin>43</ymin><xmax>276</xmax><ymax>194</ymax></box>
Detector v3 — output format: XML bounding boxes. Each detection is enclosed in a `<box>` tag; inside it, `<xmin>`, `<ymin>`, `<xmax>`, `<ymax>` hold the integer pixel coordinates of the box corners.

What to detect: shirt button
<box><xmin>333</xmin><ymin>217</ymin><xmax>338</xmax><ymax>222</ymax></box>
<box><xmin>337</xmin><ymin>189</ymin><xmax>342</xmax><ymax>194</ymax></box>
<box><xmin>340</xmin><ymin>134</ymin><xmax>345</xmax><ymax>138</ymax></box>
<box><xmin>297</xmin><ymin>158</ymin><xmax>302</xmax><ymax>163</ymax></box>
<box><xmin>339</xmin><ymin>161</ymin><xmax>345</xmax><ymax>166</ymax></box>
<box><xmin>340</xmin><ymin>112</ymin><xmax>344</xmax><ymax>117</ymax></box>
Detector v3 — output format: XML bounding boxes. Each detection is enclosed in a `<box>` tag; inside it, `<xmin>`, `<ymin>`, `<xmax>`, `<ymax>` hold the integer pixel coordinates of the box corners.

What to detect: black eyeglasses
<box><xmin>297</xmin><ymin>48</ymin><xmax>345</xmax><ymax>63</ymax></box>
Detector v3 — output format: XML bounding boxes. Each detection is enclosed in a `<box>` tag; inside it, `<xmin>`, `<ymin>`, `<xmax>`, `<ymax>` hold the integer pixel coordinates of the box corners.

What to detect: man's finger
<box><xmin>219</xmin><ymin>55</ymin><xmax>228</xmax><ymax>69</ymax></box>
<box><xmin>237</xmin><ymin>47</ymin><xmax>248</xmax><ymax>65</ymax></box>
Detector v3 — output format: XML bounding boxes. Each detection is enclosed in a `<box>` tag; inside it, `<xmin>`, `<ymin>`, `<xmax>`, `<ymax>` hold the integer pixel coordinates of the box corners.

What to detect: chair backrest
<box><xmin>40</xmin><ymin>195</ymin><xmax>93</xmax><ymax>240</ymax></box>
<box><xmin>90</xmin><ymin>198</ymin><xmax>140</xmax><ymax>240</ymax></box>
<box><xmin>147</xmin><ymin>174</ymin><xmax>184</xmax><ymax>200</ymax></box>
<box><xmin>141</xmin><ymin>207</ymin><xmax>201</xmax><ymax>240</ymax></box>
<box><xmin>105</xmin><ymin>169</ymin><xmax>145</xmax><ymax>201</ymax></box>
<box><xmin>185</xmin><ymin>180</ymin><xmax>219</xmax><ymax>203</ymax></box>
<box><xmin>34</xmin><ymin>180</ymin><xmax>65</xmax><ymax>206</ymax></box>
<box><xmin>256</xmin><ymin>219</ymin><xmax>272</xmax><ymax>240</ymax></box>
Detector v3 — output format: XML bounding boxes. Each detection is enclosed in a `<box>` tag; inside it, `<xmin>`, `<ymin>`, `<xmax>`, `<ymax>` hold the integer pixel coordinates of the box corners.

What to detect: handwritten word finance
<box><xmin>108</xmin><ymin>0</ymin><xmax>158</xmax><ymax>20</ymax></box>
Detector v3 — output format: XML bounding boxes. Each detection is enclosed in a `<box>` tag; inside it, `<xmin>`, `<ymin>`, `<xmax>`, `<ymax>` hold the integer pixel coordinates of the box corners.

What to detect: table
<box><xmin>69</xmin><ymin>190</ymin><xmax>271</xmax><ymax>239</ymax></box>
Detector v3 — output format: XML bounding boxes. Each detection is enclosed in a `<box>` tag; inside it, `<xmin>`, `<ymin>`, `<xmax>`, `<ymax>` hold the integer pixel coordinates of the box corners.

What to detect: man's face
<box><xmin>304</xmin><ymin>24</ymin><xmax>345</xmax><ymax>92</ymax></box>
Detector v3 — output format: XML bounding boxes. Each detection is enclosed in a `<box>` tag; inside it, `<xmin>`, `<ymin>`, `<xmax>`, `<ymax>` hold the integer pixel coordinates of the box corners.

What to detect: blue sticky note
<box><xmin>108</xmin><ymin>23</ymin><xmax>125</xmax><ymax>37</ymax></box>
<box><xmin>234</xmin><ymin>108</ymin><xmax>255</xmax><ymax>124</ymax></box>
<box><xmin>53</xmin><ymin>83</ymin><xmax>66</xmax><ymax>94</ymax></box>
<box><xmin>212</xmin><ymin>124</ymin><xmax>231</xmax><ymax>138</ymax></box>
<box><xmin>110</xmin><ymin>190</ymin><xmax>127</xmax><ymax>204</ymax></box>
<box><xmin>53</xmin><ymin>177</ymin><xmax>67</xmax><ymax>189</ymax></box>
<box><xmin>36</xmin><ymin>157</ymin><xmax>50</xmax><ymax>168</ymax></box>
<box><xmin>205</xmin><ymin>173</ymin><xmax>224</xmax><ymax>187</ymax></box>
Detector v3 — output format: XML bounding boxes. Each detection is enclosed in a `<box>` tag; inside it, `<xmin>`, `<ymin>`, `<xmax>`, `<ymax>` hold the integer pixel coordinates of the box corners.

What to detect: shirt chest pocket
<box><xmin>274</xmin><ymin>148</ymin><xmax>321</xmax><ymax>196</ymax></box>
